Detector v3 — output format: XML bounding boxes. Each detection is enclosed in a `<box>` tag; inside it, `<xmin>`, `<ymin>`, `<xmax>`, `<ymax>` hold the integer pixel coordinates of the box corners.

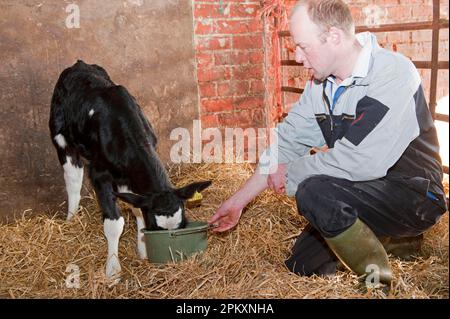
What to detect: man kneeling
<box><xmin>209</xmin><ymin>0</ymin><xmax>447</xmax><ymax>287</ymax></box>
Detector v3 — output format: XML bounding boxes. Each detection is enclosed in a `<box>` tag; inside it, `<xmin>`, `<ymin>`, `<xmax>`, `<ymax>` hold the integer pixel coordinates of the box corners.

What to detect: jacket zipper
<box><xmin>322</xmin><ymin>83</ymin><xmax>352</xmax><ymax>138</ymax></box>
<box><xmin>322</xmin><ymin>91</ymin><xmax>333</xmax><ymax>133</ymax></box>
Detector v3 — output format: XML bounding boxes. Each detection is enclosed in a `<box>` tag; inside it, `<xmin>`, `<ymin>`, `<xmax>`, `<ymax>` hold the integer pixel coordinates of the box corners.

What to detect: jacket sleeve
<box><xmin>285</xmin><ymin>58</ymin><xmax>422</xmax><ymax>196</ymax></box>
<box><xmin>258</xmin><ymin>83</ymin><xmax>325</xmax><ymax>174</ymax></box>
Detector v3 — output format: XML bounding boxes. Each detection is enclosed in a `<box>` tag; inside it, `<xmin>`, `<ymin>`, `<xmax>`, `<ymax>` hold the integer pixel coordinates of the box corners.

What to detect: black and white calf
<box><xmin>49</xmin><ymin>60</ymin><xmax>211</xmax><ymax>278</ymax></box>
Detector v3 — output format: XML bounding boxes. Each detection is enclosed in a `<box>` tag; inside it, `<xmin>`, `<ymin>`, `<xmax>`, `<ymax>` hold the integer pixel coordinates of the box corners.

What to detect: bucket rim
<box><xmin>141</xmin><ymin>220</ymin><xmax>209</xmax><ymax>235</ymax></box>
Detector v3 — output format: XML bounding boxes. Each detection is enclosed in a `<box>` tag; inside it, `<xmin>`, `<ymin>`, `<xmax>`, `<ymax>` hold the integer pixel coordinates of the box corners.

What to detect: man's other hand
<box><xmin>268</xmin><ymin>163</ymin><xmax>287</xmax><ymax>194</ymax></box>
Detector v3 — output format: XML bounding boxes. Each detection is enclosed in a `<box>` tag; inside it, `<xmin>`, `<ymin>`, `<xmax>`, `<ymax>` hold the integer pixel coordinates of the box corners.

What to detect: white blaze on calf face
<box><xmin>104</xmin><ymin>217</ymin><xmax>124</xmax><ymax>278</ymax></box>
<box><xmin>89</xmin><ymin>109</ymin><xmax>95</xmax><ymax>117</ymax></box>
<box><xmin>63</xmin><ymin>156</ymin><xmax>84</xmax><ymax>221</ymax></box>
<box><xmin>155</xmin><ymin>207</ymin><xmax>183</xmax><ymax>230</ymax></box>
<box><xmin>54</xmin><ymin>134</ymin><xmax>67</xmax><ymax>149</ymax></box>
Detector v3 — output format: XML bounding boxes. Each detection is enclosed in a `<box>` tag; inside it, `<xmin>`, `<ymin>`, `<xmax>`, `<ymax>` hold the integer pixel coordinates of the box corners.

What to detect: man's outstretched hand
<box><xmin>208</xmin><ymin>199</ymin><xmax>243</xmax><ymax>232</ymax></box>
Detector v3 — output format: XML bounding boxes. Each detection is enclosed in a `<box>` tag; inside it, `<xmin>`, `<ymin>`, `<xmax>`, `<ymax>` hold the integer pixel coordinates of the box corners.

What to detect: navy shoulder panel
<box><xmin>345</xmin><ymin>96</ymin><xmax>389</xmax><ymax>146</ymax></box>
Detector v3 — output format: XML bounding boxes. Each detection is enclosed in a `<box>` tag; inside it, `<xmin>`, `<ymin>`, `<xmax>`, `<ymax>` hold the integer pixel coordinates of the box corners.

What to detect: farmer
<box><xmin>209</xmin><ymin>0</ymin><xmax>448</xmax><ymax>286</ymax></box>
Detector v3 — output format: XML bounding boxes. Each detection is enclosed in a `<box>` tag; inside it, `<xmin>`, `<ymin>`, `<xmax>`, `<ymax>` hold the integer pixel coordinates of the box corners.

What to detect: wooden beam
<box><xmin>355</xmin><ymin>20</ymin><xmax>448</xmax><ymax>33</ymax></box>
<box><xmin>281</xmin><ymin>86</ymin><xmax>304</xmax><ymax>94</ymax></box>
<box><xmin>413</xmin><ymin>61</ymin><xmax>449</xmax><ymax>69</ymax></box>
<box><xmin>281</xmin><ymin>60</ymin><xmax>302</xmax><ymax>66</ymax></box>
<box><xmin>434</xmin><ymin>113</ymin><xmax>449</xmax><ymax>122</ymax></box>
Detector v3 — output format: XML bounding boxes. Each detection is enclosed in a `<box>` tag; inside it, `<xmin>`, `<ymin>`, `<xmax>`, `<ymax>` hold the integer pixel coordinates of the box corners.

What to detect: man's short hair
<box><xmin>292</xmin><ymin>0</ymin><xmax>355</xmax><ymax>37</ymax></box>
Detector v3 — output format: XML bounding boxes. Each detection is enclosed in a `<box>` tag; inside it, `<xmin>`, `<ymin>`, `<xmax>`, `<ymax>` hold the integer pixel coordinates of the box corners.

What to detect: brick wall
<box><xmin>193</xmin><ymin>0</ymin><xmax>267</xmax><ymax>129</ymax></box>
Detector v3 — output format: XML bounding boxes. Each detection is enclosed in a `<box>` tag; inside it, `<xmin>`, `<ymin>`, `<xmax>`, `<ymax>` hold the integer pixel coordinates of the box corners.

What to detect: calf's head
<box><xmin>114</xmin><ymin>181</ymin><xmax>211</xmax><ymax>230</ymax></box>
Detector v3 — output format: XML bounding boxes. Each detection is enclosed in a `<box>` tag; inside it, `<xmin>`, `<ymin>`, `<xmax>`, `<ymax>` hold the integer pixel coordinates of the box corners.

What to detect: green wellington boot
<box><xmin>325</xmin><ymin>218</ymin><xmax>392</xmax><ymax>287</ymax></box>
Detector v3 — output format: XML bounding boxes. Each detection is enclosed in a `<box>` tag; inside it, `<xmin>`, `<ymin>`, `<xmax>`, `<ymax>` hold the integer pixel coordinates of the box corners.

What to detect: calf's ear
<box><xmin>113</xmin><ymin>191</ymin><xmax>146</xmax><ymax>208</ymax></box>
<box><xmin>174</xmin><ymin>181</ymin><xmax>212</xmax><ymax>200</ymax></box>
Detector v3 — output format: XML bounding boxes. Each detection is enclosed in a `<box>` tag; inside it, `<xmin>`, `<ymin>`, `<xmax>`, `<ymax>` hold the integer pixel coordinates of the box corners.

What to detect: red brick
<box><xmin>234</xmin><ymin>96</ymin><xmax>264</xmax><ymax>110</ymax></box>
<box><xmin>413</xmin><ymin>30</ymin><xmax>432</xmax><ymax>43</ymax></box>
<box><xmin>249</xmin><ymin>51</ymin><xmax>264</xmax><ymax>64</ymax></box>
<box><xmin>386</xmin><ymin>6</ymin><xmax>412</xmax><ymax>21</ymax></box>
<box><xmin>214</xmin><ymin>53</ymin><xmax>232</xmax><ymax>66</ymax></box>
<box><xmin>250</xmin><ymin>80</ymin><xmax>265</xmax><ymax>93</ymax></box>
<box><xmin>217</xmin><ymin>82</ymin><xmax>232</xmax><ymax>97</ymax></box>
<box><xmin>198</xmin><ymin>83</ymin><xmax>217</xmax><ymax>98</ymax></box>
<box><xmin>439</xmin><ymin>45</ymin><xmax>448</xmax><ymax>62</ymax></box>
<box><xmin>232</xmin><ymin>81</ymin><xmax>251</xmax><ymax>96</ymax></box>
<box><xmin>387</xmin><ymin>31</ymin><xmax>413</xmax><ymax>44</ymax></box>
<box><xmin>230</xmin><ymin>52</ymin><xmax>251</xmax><ymax>65</ymax></box>
<box><xmin>442</xmin><ymin>5</ymin><xmax>449</xmax><ymax>21</ymax></box>
<box><xmin>230</xmin><ymin>4</ymin><xmax>260</xmax><ymax>18</ymax></box>
<box><xmin>218</xmin><ymin>112</ymin><xmax>247</xmax><ymax>127</ymax></box>
<box><xmin>194</xmin><ymin>20</ymin><xmax>214</xmax><ymax>34</ymax></box>
<box><xmin>197</xmin><ymin>67</ymin><xmax>231</xmax><ymax>82</ymax></box>
<box><xmin>251</xmin><ymin>109</ymin><xmax>265</xmax><ymax>126</ymax></box>
<box><xmin>232</xmin><ymin>51</ymin><xmax>264</xmax><ymax>65</ymax></box>
<box><xmin>194</xmin><ymin>4</ymin><xmax>230</xmax><ymax>19</ymax></box>
<box><xmin>232</xmin><ymin>65</ymin><xmax>264</xmax><ymax>80</ymax></box>
<box><xmin>218</xmin><ymin>109</ymin><xmax>265</xmax><ymax>128</ymax></box>
<box><xmin>196</xmin><ymin>36</ymin><xmax>231</xmax><ymax>51</ymax></box>
<box><xmin>215</xmin><ymin>19</ymin><xmax>262</xmax><ymax>34</ymax></box>
<box><xmin>233</xmin><ymin>35</ymin><xmax>263</xmax><ymax>49</ymax></box>
<box><xmin>201</xmin><ymin>114</ymin><xmax>219</xmax><ymax>128</ymax></box>
<box><xmin>217</xmin><ymin>81</ymin><xmax>250</xmax><ymax>96</ymax></box>
<box><xmin>196</xmin><ymin>53</ymin><xmax>214</xmax><ymax>69</ymax></box>
<box><xmin>411</xmin><ymin>5</ymin><xmax>433</xmax><ymax>20</ymax></box>
<box><xmin>201</xmin><ymin>98</ymin><xmax>234</xmax><ymax>113</ymax></box>
<box><xmin>216</xmin><ymin>51</ymin><xmax>263</xmax><ymax>66</ymax></box>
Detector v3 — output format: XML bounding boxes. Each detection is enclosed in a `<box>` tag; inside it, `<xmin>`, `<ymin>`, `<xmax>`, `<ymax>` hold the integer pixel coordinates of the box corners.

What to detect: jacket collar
<box><xmin>326</xmin><ymin>32</ymin><xmax>379</xmax><ymax>87</ymax></box>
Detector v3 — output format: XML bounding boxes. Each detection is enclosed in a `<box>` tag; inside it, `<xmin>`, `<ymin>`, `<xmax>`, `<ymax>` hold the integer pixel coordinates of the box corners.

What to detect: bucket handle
<box><xmin>169</xmin><ymin>224</ymin><xmax>217</xmax><ymax>237</ymax></box>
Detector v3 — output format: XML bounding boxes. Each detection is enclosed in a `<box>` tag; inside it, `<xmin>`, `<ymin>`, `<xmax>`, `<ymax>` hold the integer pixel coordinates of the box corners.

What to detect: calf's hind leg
<box><xmin>63</xmin><ymin>155</ymin><xmax>84</xmax><ymax>221</ymax></box>
<box><xmin>52</xmin><ymin>134</ymin><xmax>84</xmax><ymax>221</ymax></box>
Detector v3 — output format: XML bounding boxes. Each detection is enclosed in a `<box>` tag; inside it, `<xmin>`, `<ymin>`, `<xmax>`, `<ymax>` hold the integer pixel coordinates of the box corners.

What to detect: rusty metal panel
<box><xmin>281</xmin><ymin>60</ymin><xmax>448</xmax><ymax>70</ymax></box>
<box><xmin>278</xmin><ymin>20</ymin><xmax>449</xmax><ymax>37</ymax></box>
<box><xmin>0</xmin><ymin>0</ymin><xmax>199</xmax><ymax>221</ymax></box>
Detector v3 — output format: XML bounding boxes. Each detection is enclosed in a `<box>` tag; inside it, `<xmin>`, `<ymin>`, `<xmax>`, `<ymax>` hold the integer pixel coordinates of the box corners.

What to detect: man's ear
<box><xmin>113</xmin><ymin>191</ymin><xmax>146</xmax><ymax>208</ymax></box>
<box><xmin>328</xmin><ymin>26</ymin><xmax>341</xmax><ymax>45</ymax></box>
<box><xmin>174</xmin><ymin>181</ymin><xmax>212</xmax><ymax>200</ymax></box>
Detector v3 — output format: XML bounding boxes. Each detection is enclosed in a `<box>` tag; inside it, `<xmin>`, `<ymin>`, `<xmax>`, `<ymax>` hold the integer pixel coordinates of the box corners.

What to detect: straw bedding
<box><xmin>0</xmin><ymin>163</ymin><xmax>448</xmax><ymax>298</ymax></box>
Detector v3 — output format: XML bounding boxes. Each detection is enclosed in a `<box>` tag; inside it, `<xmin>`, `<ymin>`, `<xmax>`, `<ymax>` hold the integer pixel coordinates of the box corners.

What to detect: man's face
<box><xmin>289</xmin><ymin>6</ymin><xmax>335</xmax><ymax>82</ymax></box>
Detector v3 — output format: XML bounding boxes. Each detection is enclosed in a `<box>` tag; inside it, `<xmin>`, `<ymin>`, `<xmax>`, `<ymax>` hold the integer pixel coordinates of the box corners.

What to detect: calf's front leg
<box><xmin>90</xmin><ymin>167</ymin><xmax>124</xmax><ymax>279</ymax></box>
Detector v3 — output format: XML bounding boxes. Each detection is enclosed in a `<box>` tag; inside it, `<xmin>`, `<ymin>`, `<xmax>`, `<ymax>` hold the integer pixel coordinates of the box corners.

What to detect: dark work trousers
<box><xmin>285</xmin><ymin>174</ymin><xmax>448</xmax><ymax>276</ymax></box>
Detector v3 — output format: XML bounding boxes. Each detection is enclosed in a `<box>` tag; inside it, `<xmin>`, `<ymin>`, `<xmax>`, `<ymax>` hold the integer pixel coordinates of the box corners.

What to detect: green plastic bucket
<box><xmin>142</xmin><ymin>221</ymin><xmax>209</xmax><ymax>264</ymax></box>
